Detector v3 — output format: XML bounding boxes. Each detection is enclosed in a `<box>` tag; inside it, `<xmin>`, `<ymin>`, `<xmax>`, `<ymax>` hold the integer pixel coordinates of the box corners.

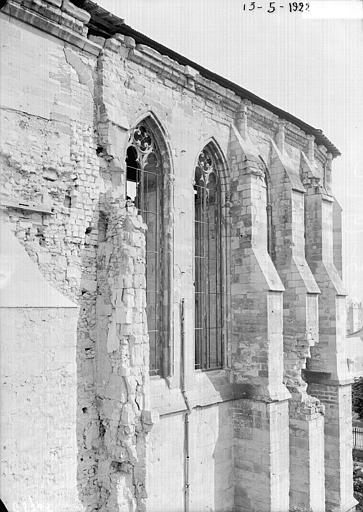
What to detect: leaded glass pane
<box><xmin>126</xmin><ymin>124</ymin><xmax>163</xmax><ymax>375</ymax></box>
<box><xmin>194</xmin><ymin>148</ymin><xmax>223</xmax><ymax>370</ymax></box>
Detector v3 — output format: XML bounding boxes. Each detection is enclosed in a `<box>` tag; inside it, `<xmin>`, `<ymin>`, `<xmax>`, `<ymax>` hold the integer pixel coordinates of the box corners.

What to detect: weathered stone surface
<box><xmin>62</xmin><ymin>0</ymin><xmax>91</xmax><ymax>24</ymax></box>
<box><xmin>303</xmin><ymin>149</ymin><xmax>357</xmax><ymax>511</ymax></box>
<box><xmin>0</xmin><ymin>225</ymin><xmax>81</xmax><ymax>511</ymax></box>
<box><xmin>267</xmin><ymin>129</ymin><xmax>325</xmax><ymax>510</ymax></box>
<box><xmin>0</xmin><ymin>2</ymin><xmax>355</xmax><ymax>512</ymax></box>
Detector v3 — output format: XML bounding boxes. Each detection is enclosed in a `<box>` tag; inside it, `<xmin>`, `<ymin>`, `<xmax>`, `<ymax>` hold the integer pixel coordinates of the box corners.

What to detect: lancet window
<box><xmin>126</xmin><ymin>124</ymin><xmax>165</xmax><ymax>376</ymax></box>
<box><xmin>265</xmin><ymin>170</ymin><xmax>273</xmax><ymax>258</ymax></box>
<box><xmin>194</xmin><ymin>148</ymin><xmax>224</xmax><ymax>370</ymax></box>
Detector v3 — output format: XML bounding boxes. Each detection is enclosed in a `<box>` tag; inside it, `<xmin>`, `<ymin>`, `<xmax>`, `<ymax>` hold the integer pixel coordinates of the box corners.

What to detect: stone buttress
<box><xmin>269</xmin><ymin>122</ymin><xmax>325</xmax><ymax>511</ymax></box>
<box><xmin>229</xmin><ymin>105</ymin><xmax>290</xmax><ymax>512</ymax></box>
<box><xmin>302</xmin><ymin>138</ymin><xmax>357</xmax><ymax>512</ymax></box>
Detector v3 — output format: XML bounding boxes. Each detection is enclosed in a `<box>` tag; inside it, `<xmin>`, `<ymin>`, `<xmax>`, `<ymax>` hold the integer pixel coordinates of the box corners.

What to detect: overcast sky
<box><xmin>98</xmin><ymin>0</ymin><xmax>363</xmax><ymax>302</ymax></box>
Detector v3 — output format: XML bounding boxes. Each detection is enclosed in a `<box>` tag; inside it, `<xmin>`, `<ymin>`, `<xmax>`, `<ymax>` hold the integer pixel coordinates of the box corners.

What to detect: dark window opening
<box><xmin>126</xmin><ymin>145</ymin><xmax>139</xmax><ymax>204</ymax></box>
<box><xmin>265</xmin><ymin>171</ymin><xmax>273</xmax><ymax>258</ymax></box>
<box><xmin>260</xmin><ymin>157</ymin><xmax>274</xmax><ymax>259</ymax></box>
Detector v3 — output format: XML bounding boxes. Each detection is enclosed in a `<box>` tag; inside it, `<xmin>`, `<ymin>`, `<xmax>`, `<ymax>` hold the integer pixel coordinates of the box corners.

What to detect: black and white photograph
<box><xmin>0</xmin><ymin>0</ymin><xmax>362</xmax><ymax>510</ymax></box>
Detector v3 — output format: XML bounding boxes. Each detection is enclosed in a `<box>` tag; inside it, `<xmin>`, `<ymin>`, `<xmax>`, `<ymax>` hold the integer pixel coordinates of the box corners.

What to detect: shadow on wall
<box><xmin>213</xmin><ymin>401</ymin><xmax>235</xmax><ymax>512</ymax></box>
<box><xmin>188</xmin><ymin>373</ymin><xmax>235</xmax><ymax>512</ymax></box>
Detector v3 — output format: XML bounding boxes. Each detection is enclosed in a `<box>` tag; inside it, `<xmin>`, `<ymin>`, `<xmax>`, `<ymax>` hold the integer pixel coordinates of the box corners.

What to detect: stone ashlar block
<box><xmin>62</xmin><ymin>0</ymin><xmax>91</xmax><ymax>24</ymax></box>
<box><xmin>45</xmin><ymin>0</ymin><xmax>62</xmax><ymax>6</ymax></box>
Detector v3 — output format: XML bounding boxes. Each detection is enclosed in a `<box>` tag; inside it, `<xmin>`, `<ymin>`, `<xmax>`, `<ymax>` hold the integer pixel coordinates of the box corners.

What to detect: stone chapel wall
<box><xmin>0</xmin><ymin>2</ymin><xmax>356</xmax><ymax>511</ymax></box>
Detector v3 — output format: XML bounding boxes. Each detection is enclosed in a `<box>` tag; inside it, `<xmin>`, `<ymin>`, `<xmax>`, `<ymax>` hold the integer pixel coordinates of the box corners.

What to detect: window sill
<box><xmin>149</xmin><ymin>376</ymin><xmax>186</xmax><ymax>416</ymax></box>
<box><xmin>149</xmin><ymin>368</ymin><xmax>235</xmax><ymax>417</ymax></box>
<box><xmin>187</xmin><ymin>368</ymin><xmax>235</xmax><ymax>408</ymax></box>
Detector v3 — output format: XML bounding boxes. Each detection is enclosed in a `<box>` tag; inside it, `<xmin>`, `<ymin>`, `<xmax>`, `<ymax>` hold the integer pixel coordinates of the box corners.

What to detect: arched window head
<box><xmin>194</xmin><ymin>147</ymin><xmax>224</xmax><ymax>370</ymax></box>
<box><xmin>126</xmin><ymin>125</ymin><xmax>160</xmax><ymax>207</ymax></box>
<box><xmin>126</xmin><ymin>123</ymin><xmax>165</xmax><ymax>376</ymax></box>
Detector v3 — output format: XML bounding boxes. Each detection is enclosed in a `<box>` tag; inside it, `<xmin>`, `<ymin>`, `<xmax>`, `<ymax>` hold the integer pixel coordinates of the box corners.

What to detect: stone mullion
<box><xmin>163</xmin><ymin>171</ymin><xmax>175</xmax><ymax>380</ymax></box>
<box><xmin>221</xmin><ymin>185</ymin><xmax>232</xmax><ymax>369</ymax></box>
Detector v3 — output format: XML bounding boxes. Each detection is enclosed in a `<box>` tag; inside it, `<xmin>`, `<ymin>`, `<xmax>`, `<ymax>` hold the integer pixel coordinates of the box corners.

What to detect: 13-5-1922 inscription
<box><xmin>243</xmin><ymin>2</ymin><xmax>310</xmax><ymax>12</ymax></box>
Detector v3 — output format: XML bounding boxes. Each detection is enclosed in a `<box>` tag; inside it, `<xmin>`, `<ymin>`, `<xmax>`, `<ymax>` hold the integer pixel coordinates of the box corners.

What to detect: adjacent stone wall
<box><xmin>0</xmin><ymin>222</ymin><xmax>82</xmax><ymax>512</ymax></box>
<box><xmin>0</xmin><ymin>6</ymin><xmax>102</xmax><ymax>510</ymax></box>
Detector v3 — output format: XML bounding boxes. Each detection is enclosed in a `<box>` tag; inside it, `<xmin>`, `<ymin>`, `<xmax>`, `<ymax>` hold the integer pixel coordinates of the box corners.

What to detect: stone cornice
<box><xmin>128</xmin><ymin>41</ymin><xmax>241</xmax><ymax>115</ymax></box>
<box><xmin>285</xmin><ymin>123</ymin><xmax>310</xmax><ymax>151</ymax></box>
<box><xmin>1</xmin><ymin>0</ymin><xmax>340</xmax><ymax>161</ymax></box>
<box><xmin>1</xmin><ymin>0</ymin><xmax>102</xmax><ymax>55</ymax></box>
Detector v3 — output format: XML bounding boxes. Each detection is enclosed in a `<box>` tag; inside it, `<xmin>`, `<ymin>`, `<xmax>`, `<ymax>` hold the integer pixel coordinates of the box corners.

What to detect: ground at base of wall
<box><xmin>354</xmin><ymin>456</ymin><xmax>363</xmax><ymax>511</ymax></box>
<box><xmin>289</xmin><ymin>508</ymin><xmax>314</xmax><ymax>512</ymax></box>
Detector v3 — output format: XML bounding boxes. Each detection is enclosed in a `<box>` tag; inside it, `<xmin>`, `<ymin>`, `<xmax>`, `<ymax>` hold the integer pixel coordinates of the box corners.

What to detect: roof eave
<box><xmin>72</xmin><ymin>0</ymin><xmax>341</xmax><ymax>158</ymax></box>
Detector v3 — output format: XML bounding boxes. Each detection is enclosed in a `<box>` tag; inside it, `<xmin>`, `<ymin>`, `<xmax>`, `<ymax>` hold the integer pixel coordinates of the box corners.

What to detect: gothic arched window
<box><xmin>126</xmin><ymin>124</ymin><xmax>165</xmax><ymax>376</ymax></box>
<box><xmin>194</xmin><ymin>147</ymin><xmax>224</xmax><ymax>370</ymax></box>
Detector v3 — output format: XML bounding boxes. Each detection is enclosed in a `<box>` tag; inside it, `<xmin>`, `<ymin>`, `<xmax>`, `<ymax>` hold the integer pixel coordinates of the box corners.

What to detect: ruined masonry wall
<box><xmin>0</xmin><ymin>308</ymin><xmax>82</xmax><ymax>512</ymax></box>
<box><xmin>95</xmin><ymin>202</ymin><xmax>151</xmax><ymax>512</ymax></box>
<box><xmin>0</xmin><ymin>12</ymin><xmax>101</xmax><ymax>511</ymax></box>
